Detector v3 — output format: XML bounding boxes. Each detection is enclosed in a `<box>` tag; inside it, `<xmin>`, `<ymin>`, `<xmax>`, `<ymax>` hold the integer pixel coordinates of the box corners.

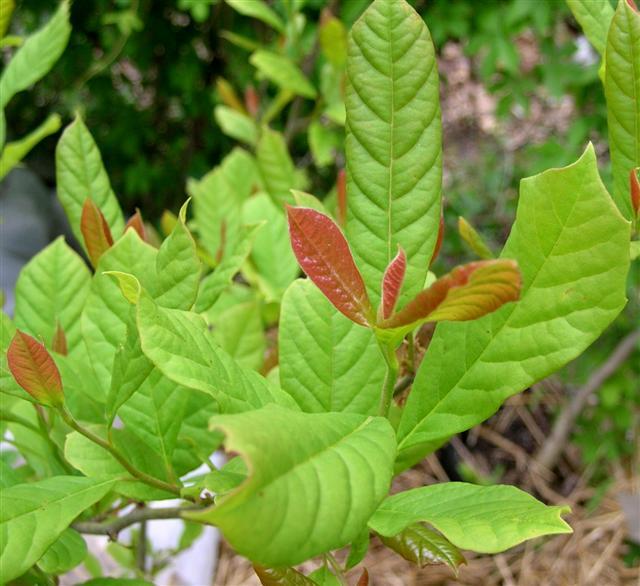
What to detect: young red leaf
<box><xmin>630</xmin><ymin>169</ymin><xmax>640</xmax><ymax>219</ymax></box>
<box><xmin>336</xmin><ymin>168</ymin><xmax>347</xmax><ymax>228</ymax></box>
<box><xmin>81</xmin><ymin>198</ymin><xmax>114</xmax><ymax>268</ymax></box>
<box><xmin>287</xmin><ymin>206</ymin><xmax>373</xmax><ymax>326</ymax></box>
<box><xmin>430</xmin><ymin>213</ymin><xmax>444</xmax><ymax>266</ymax></box>
<box><xmin>125</xmin><ymin>209</ymin><xmax>146</xmax><ymax>241</ymax></box>
<box><xmin>380</xmin><ymin>246</ymin><xmax>407</xmax><ymax>320</ymax></box>
<box><xmin>356</xmin><ymin>569</ymin><xmax>369</xmax><ymax>586</ymax></box>
<box><xmin>245</xmin><ymin>86</ymin><xmax>260</xmax><ymax>117</ymax></box>
<box><xmin>51</xmin><ymin>322</ymin><xmax>68</xmax><ymax>356</ymax></box>
<box><xmin>380</xmin><ymin>259</ymin><xmax>521</xmax><ymax>330</ymax></box>
<box><xmin>7</xmin><ymin>330</ymin><xmax>64</xmax><ymax>407</ymax></box>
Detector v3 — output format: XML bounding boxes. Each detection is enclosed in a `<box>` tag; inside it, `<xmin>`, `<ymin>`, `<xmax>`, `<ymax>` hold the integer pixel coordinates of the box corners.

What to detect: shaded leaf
<box><xmin>369</xmin><ymin>483</ymin><xmax>571</xmax><ymax>554</ymax></box>
<box><xmin>345</xmin><ymin>528</ymin><xmax>370</xmax><ymax>569</ymax></box>
<box><xmin>379</xmin><ymin>523</ymin><xmax>465</xmax><ymax>572</ymax></box>
<box><xmin>254</xmin><ymin>565</ymin><xmax>316</xmax><ymax>586</ymax></box>
<box><xmin>37</xmin><ymin>528</ymin><xmax>87</xmax><ymax>575</ymax></box>
<box><xmin>51</xmin><ymin>322</ymin><xmax>68</xmax><ymax>356</ymax></box>
<box><xmin>7</xmin><ymin>330</ymin><xmax>63</xmax><ymax>406</ymax></box>
<box><xmin>287</xmin><ymin>206</ymin><xmax>373</xmax><ymax>326</ymax></box>
<box><xmin>320</xmin><ymin>11</ymin><xmax>347</xmax><ymax>68</ymax></box>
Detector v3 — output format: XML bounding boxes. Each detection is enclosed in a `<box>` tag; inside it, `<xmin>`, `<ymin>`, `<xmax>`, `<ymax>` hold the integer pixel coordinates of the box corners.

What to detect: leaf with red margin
<box><xmin>430</xmin><ymin>213</ymin><xmax>444</xmax><ymax>266</ymax></box>
<box><xmin>380</xmin><ymin>247</ymin><xmax>406</xmax><ymax>320</ymax></box>
<box><xmin>380</xmin><ymin>260</ymin><xmax>521</xmax><ymax>332</ymax></box>
<box><xmin>287</xmin><ymin>206</ymin><xmax>373</xmax><ymax>326</ymax></box>
<box><xmin>51</xmin><ymin>322</ymin><xmax>68</xmax><ymax>356</ymax></box>
<box><xmin>125</xmin><ymin>209</ymin><xmax>146</xmax><ymax>241</ymax></box>
<box><xmin>7</xmin><ymin>330</ymin><xmax>64</xmax><ymax>406</ymax></box>
<box><xmin>81</xmin><ymin>198</ymin><xmax>114</xmax><ymax>268</ymax></box>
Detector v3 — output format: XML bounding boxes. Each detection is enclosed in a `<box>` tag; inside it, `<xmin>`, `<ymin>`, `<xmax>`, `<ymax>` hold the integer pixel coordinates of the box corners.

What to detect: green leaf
<box><xmin>254</xmin><ymin>565</ymin><xmax>316</xmax><ymax>586</ymax></box>
<box><xmin>225</xmin><ymin>0</ymin><xmax>285</xmax><ymax>33</ymax></box>
<box><xmin>458</xmin><ymin>216</ymin><xmax>494</xmax><ymax>260</ymax></box>
<box><xmin>136</xmin><ymin>290</ymin><xmax>296</xmax><ymax>412</ymax></box>
<box><xmin>37</xmin><ymin>528</ymin><xmax>87</xmax><ymax>575</ymax></box>
<box><xmin>214</xmin><ymin>105</ymin><xmax>259</xmax><ymax>146</ymax></box>
<box><xmin>345</xmin><ymin>528</ymin><xmax>370</xmax><ymax>569</ymax></box>
<box><xmin>243</xmin><ymin>193</ymin><xmax>299</xmax><ymax>300</ymax></box>
<box><xmin>0</xmin><ymin>113</ymin><xmax>61</xmax><ymax>179</ymax></box>
<box><xmin>320</xmin><ymin>14</ymin><xmax>348</xmax><ymax>68</ymax></box>
<box><xmin>0</xmin><ymin>0</ymin><xmax>15</xmax><ymax>39</ymax></box>
<box><xmin>279</xmin><ymin>279</ymin><xmax>385</xmax><ymax>414</ymax></box>
<box><xmin>309</xmin><ymin>566</ymin><xmax>341</xmax><ymax>586</ymax></box>
<box><xmin>78</xmin><ymin>579</ymin><xmax>154</xmax><ymax>586</ymax></box>
<box><xmin>309</xmin><ymin>120</ymin><xmax>340</xmax><ymax>168</ymax></box>
<box><xmin>396</xmin><ymin>146</ymin><xmax>630</xmax><ymax>468</ymax></box>
<box><xmin>56</xmin><ymin>115</ymin><xmax>125</xmax><ymax>245</ymax></box>
<box><xmin>187</xmin><ymin>405</ymin><xmax>396</xmax><ymax>566</ymax></box>
<box><xmin>256</xmin><ymin>127</ymin><xmax>297</xmax><ymax>207</ymax></box>
<box><xmin>605</xmin><ymin>0</ymin><xmax>640</xmax><ymax>220</ymax></box>
<box><xmin>379</xmin><ymin>523</ymin><xmax>465</xmax><ymax>572</ymax></box>
<box><xmin>199</xmin><ymin>456</ymin><xmax>248</xmax><ymax>495</ymax></box>
<box><xmin>0</xmin><ymin>476</ymin><xmax>114</xmax><ymax>582</ymax></box>
<box><xmin>345</xmin><ymin>0</ymin><xmax>442</xmax><ymax>306</ymax></box>
<box><xmin>191</xmin><ymin>148</ymin><xmax>259</xmax><ymax>258</ymax></box>
<box><xmin>0</xmin><ymin>0</ymin><xmax>70</xmax><ymax>108</ymax></box>
<box><xmin>369</xmin><ymin>483</ymin><xmax>572</xmax><ymax>554</ymax></box>
<box><xmin>250</xmin><ymin>51</ymin><xmax>317</xmax><ymax>99</ymax></box>
<box><xmin>14</xmin><ymin>237</ymin><xmax>91</xmax><ymax>357</ymax></box>
<box><xmin>210</xmin><ymin>297</ymin><xmax>266</xmax><ymax>371</ymax></box>
<box><xmin>567</xmin><ymin>0</ymin><xmax>615</xmax><ymax>56</ymax></box>
<box><xmin>195</xmin><ymin>223</ymin><xmax>263</xmax><ymax>312</ymax></box>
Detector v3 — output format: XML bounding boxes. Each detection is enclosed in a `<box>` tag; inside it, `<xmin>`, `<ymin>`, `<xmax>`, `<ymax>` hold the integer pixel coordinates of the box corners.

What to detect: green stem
<box><xmin>58</xmin><ymin>407</ymin><xmax>181</xmax><ymax>497</ymax></box>
<box><xmin>378</xmin><ymin>343</ymin><xmax>399</xmax><ymax>417</ymax></box>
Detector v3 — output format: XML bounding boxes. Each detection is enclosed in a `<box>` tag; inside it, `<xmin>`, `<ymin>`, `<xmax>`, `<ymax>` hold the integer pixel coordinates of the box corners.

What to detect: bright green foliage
<box><xmin>369</xmin><ymin>483</ymin><xmax>571</xmax><ymax>554</ymax></box>
<box><xmin>250</xmin><ymin>51</ymin><xmax>317</xmax><ymax>99</ymax></box>
<box><xmin>396</xmin><ymin>146</ymin><xmax>629</xmax><ymax>468</ymax></box>
<box><xmin>0</xmin><ymin>113</ymin><xmax>61</xmax><ymax>179</ymax></box>
<box><xmin>190</xmin><ymin>148</ymin><xmax>259</xmax><ymax>258</ymax></box>
<box><xmin>188</xmin><ymin>405</ymin><xmax>396</xmax><ymax>566</ymax></box>
<box><xmin>37</xmin><ymin>528</ymin><xmax>87</xmax><ymax>575</ymax></box>
<box><xmin>242</xmin><ymin>193</ymin><xmax>299</xmax><ymax>300</ymax></box>
<box><xmin>14</xmin><ymin>237</ymin><xmax>91</xmax><ymax>356</ymax></box>
<box><xmin>0</xmin><ymin>476</ymin><xmax>114</xmax><ymax>582</ymax></box>
<box><xmin>135</xmin><ymin>290</ymin><xmax>295</xmax><ymax>411</ymax></box>
<box><xmin>567</xmin><ymin>0</ymin><xmax>615</xmax><ymax>56</ymax></box>
<box><xmin>56</xmin><ymin>115</ymin><xmax>125</xmax><ymax>245</ymax></box>
<box><xmin>345</xmin><ymin>0</ymin><xmax>442</xmax><ymax>305</ymax></box>
<box><xmin>279</xmin><ymin>279</ymin><xmax>384</xmax><ymax>414</ymax></box>
<box><xmin>605</xmin><ymin>0</ymin><xmax>640</xmax><ymax>220</ymax></box>
<box><xmin>256</xmin><ymin>127</ymin><xmax>297</xmax><ymax>206</ymax></box>
<box><xmin>214</xmin><ymin>105</ymin><xmax>259</xmax><ymax>146</ymax></box>
<box><xmin>225</xmin><ymin>0</ymin><xmax>284</xmax><ymax>33</ymax></box>
<box><xmin>0</xmin><ymin>0</ymin><xmax>15</xmax><ymax>39</ymax></box>
<box><xmin>195</xmin><ymin>223</ymin><xmax>263</xmax><ymax>312</ymax></box>
<box><xmin>0</xmin><ymin>1</ymin><xmax>70</xmax><ymax>108</ymax></box>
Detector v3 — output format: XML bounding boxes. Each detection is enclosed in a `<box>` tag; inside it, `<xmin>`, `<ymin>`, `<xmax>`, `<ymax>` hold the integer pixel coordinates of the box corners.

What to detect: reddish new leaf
<box><xmin>356</xmin><ymin>569</ymin><xmax>369</xmax><ymax>586</ymax></box>
<box><xmin>125</xmin><ymin>209</ymin><xmax>147</xmax><ymax>241</ymax></box>
<box><xmin>630</xmin><ymin>169</ymin><xmax>640</xmax><ymax>219</ymax></box>
<box><xmin>7</xmin><ymin>330</ymin><xmax>64</xmax><ymax>406</ymax></box>
<box><xmin>381</xmin><ymin>259</ymin><xmax>521</xmax><ymax>330</ymax></box>
<box><xmin>245</xmin><ymin>86</ymin><xmax>260</xmax><ymax>117</ymax></box>
<box><xmin>81</xmin><ymin>198</ymin><xmax>114</xmax><ymax>268</ymax></box>
<box><xmin>287</xmin><ymin>206</ymin><xmax>373</xmax><ymax>326</ymax></box>
<box><xmin>51</xmin><ymin>322</ymin><xmax>68</xmax><ymax>356</ymax></box>
<box><xmin>336</xmin><ymin>168</ymin><xmax>347</xmax><ymax>228</ymax></box>
<box><xmin>380</xmin><ymin>247</ymin><xmax>407</xmax><ymax>319</ymax></box>
<box><xmin>430</xmin><ymin>213</ymin><xmax>444</xmax><ymax>266</ymax></box>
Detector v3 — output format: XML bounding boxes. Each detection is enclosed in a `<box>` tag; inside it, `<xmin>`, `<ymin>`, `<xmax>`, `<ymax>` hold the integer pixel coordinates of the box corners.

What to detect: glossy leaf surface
<box><xmin>7</xmin><ymin>330</ymin><xmax>63</xmax><ymax>406</ymax></box>
<box><xmin>287</xmin><ymin>206</ymin><xmax>373</xmax><ymax>326</ymax></box>
<box><xmin>379</xmin><ymin>523</ymin><xmax>465</xmax><ymax>572</ymax></box>
<box><xmin>56</xmin><ymin>115</ymin><xmax>124</xmax><ymax>245</ymax></box>
<box><xmin>0</xmin><ymin>476</ymin><xmax>114</xmax><ymax>582</ymax></box>
<box><xmin>369</xmin><ymin>483</ymin><xmax>571</xmax><ymax>554</ymax></box>
<box><xmin>187</xmin><ymin>405</ymin><xmax>396</xmax><ymax>566</ymax></box>
<box><xmin>605</xmin><ymin>0</ymin><xmax>640</xmax><ymax>219</ymax></box>
<box><xmin>396</xmin><ymin>146</ymin><xmax>630</xmax><ymax>468</ymax></box>
<box><xmin>345</xmin><ymin>0</ymin><xmax>442</xmax><ymax>305</ymax></box>
<box><xmin>279</xmin><ymin>279</ymin><xmax>385</xmax><ymax>414</ymax></box>
<box><xmin>381</xmin><ymin>260</ymin><xmax>521</xmax><ymax>332</ymax></box>
<box><xmin>81</xmin><ymin>198</ymin><xmax>114</xmax><ymax>268</ymax></box>
<box><xmin>380</xmin><ymin>247</ymin><xmax>407</xmax><ymax>319</ymax></box>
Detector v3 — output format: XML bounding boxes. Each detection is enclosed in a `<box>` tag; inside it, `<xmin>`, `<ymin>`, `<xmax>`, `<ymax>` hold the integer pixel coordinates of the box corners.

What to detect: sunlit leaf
<box><xmin>226</xmin><ymin>0</ymin><xmax>285</xmax><ymax>33</ymax></box>
<box><xmin>287</xmin><ymin>206</ymin><xmax>373</xmax><ymax>326</ymax></box>
<box><xmin>250</xmin><ymin>51</ymin><xmax>316</xmax><ymax>99</ymax></box>
<box><xmin>124</xmin><ymin>209</ymin><xmax>146</xmax><ymax>241</ymax></box>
